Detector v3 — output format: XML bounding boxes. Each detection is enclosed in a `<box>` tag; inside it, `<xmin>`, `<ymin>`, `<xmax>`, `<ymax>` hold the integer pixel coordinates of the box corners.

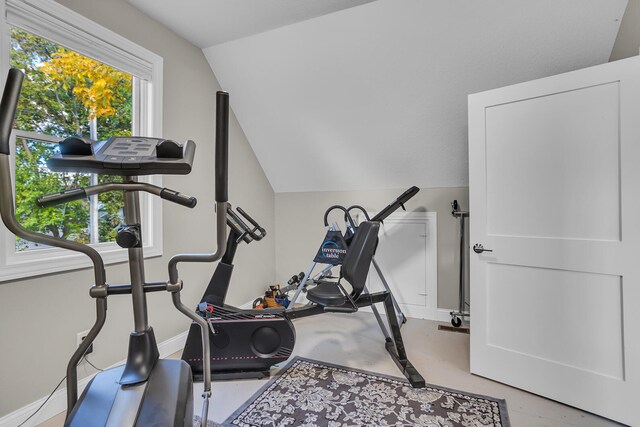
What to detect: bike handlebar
<box><xmin>227</xmin><ymin>205</ymin><xmax>266</xmax><ymax>243</ymax></box>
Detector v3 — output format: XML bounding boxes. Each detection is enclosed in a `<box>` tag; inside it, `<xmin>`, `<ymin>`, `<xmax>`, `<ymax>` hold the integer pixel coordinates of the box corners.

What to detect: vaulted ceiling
<box><xmin>128</xmin><ymin>0</ymin><xmax>375</xmax><ymax>47</ymax></box>
<box><xmin>131</xmin><ymin>0</ymin><xmax>627</xmax><ymax>192</ymax></box>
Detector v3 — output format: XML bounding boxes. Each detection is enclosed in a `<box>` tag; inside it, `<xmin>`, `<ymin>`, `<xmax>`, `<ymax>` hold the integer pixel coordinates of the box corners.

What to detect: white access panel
<box><xmin>468</xmin><ymin>56</ymin><xmax>640</xmax><ymax>426</ymax></box>
<box><xmin>366</xmin><ymin>212</ymin><xmax>438</xmax><ymax>320</ymax></box>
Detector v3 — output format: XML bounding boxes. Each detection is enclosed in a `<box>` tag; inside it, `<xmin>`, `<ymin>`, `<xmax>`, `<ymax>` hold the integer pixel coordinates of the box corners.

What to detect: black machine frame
<box><xmin>182</xmin><ymin>186</ymin><xmax>426</xmax><ymax>388</ymax></box>
<box><xmin>0</xmin><ymin>68</ymin><xmax>231</xmax><ymax>427</ymax></box>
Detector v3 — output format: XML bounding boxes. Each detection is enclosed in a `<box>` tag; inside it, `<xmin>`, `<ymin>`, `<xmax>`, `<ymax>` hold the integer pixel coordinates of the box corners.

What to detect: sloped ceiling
<box><xmin>610</xmin><ymin>0</ymin><xmax>640</xmax><ymax>61</ymax></box>
<box><xmin>128</xmin><ymin>0</ymin><xmax>376</xmax><ymax>47</ymax></box>
<box><xmin>138</xmin><ymin>0</ymin><xmax>627</xmax><ymax>192</ymax></box>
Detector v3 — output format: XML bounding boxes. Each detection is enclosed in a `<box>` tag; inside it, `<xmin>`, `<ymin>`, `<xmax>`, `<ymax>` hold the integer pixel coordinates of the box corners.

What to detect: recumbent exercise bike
<box><xmin>181</xmin><ymin>187</ymin><xmax>426</xmax><ymax>388</ymax></box>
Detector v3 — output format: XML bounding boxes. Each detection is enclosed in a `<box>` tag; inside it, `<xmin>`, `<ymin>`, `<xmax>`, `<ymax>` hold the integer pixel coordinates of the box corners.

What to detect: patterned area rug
<box><xmin>223</xmin><ymin>357</ymin><xmax>510</xmax><ymax>427</ymax></box>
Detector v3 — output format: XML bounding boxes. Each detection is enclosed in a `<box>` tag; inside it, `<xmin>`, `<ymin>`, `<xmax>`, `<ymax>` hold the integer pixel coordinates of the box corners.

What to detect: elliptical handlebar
<box><xmin>167</xmin><ymin>90</ymin><xmax>230</xmax><ymax>284</ymax></box>
<box><xmin>166</xmin><ymin>90</ymin><xmax>231</xmax><ymax>427</ymax></box>
<box><xmin>0</xmin><ymin>69</ymin><xmax>22</xmax><ymax>155</ymax></box>
<box><xmin>37</xmin><ymin>182</ymin><xmax>198</xmax><ymax>209</ymax></box>
<box><xmin>215</xmin><ymin>91</ymin><xmax>229</xmax><ymax>203</ymax></box>
<box><xmin>37</xmin><ymin>187</ymin><xmax>87</xmax><ymax>207</ymax></box>
<box><xmin>0</xmin><ymin>68</ymin><xmax>107</xmax><ymax>286</ymax></box>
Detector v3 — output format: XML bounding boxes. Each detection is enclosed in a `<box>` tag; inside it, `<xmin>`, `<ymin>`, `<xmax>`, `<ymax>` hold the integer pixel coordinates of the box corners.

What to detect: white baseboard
<box><xmin>0</xmin><ymin>330</ymin><xmax>189</xmax><ymax>427</ymax></box>
<box><xmin>437</xmin><ymin>308</ymin><xmax>454</xmax><ymax>322</ymax></box>
<box><xmin>157</xmin><ymin>330</ymin><xmax>189</xmax><ymax>358</ymax></box>
<box><xmin>360</xmin><ymin>303</ymin><xmax>453</xmax><ymax>322</ymax></box>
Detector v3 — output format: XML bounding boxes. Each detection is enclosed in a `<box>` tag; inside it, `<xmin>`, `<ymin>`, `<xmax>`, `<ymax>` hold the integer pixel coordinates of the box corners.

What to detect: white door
<box><xmin>468</xmin><ymin>56</ymin><xmax>640</xmax><ymax>426</ymax></box>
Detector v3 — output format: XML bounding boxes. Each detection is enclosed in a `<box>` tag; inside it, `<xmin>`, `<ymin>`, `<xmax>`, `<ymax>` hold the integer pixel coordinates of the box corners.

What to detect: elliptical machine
<box><xmin>0</xmin><ymin>68</ymin><xmax>230</xmax><ymax>427</ymax></box>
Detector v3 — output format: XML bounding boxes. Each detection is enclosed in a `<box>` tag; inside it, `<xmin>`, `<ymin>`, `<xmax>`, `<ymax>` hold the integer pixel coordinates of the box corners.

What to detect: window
<box><xmin>0</xmin><ymin>0</ymin><xmax>164</xmax><ymax>281</ymax></box>
<box><xmin>12</xmin><ymin>28</ymin><xmax>131</xmax><ymax>250</ymax></box>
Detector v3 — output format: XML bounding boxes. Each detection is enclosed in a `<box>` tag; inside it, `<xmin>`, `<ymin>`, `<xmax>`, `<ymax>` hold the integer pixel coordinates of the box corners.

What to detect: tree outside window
<box><xmin>10</xmin><ymin>28</ymin><xmax>133</xmax><ymax>250</ymax></box>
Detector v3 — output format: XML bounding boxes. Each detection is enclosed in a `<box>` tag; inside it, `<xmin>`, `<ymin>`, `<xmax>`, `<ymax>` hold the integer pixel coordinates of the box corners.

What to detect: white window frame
<box><xmin>0</xmin><ymin>0</ymin><xmax>164</xmax><ymax>281</ymax></box>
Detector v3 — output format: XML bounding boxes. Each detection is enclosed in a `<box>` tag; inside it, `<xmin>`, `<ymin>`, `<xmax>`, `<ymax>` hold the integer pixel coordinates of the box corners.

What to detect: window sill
<box><xmin>0</xmin><ymin>243</ymin><xmax>163</xmax><ymax>282</ymax></box>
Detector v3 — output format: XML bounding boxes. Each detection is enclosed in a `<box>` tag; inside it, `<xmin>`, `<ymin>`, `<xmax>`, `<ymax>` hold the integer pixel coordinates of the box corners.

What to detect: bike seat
<box><xmin>306</xmin><ymin>282</ymin><xmax>347</xmax><ymax>307</ymax></box>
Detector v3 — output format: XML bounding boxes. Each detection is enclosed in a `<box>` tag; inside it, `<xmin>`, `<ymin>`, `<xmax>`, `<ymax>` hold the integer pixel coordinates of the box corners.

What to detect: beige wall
<box><xmin>0</xmin><ymin>0</ymin><xmax>274</xmax><ymax>416</ymax></box>
<box><xmin>610</xmin><ymin>0</ymin><xmax>640</xmax><ymax>61</ymax></box>
<box><xmin>275</xmin><ymin>187</ymin><xmax>469</xmax><ymax>310</ymax></box>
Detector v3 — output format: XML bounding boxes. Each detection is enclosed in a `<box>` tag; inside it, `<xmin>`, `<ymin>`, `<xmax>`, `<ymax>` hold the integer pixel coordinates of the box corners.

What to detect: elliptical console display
<box><xmin>47</xmin><ymin>136</ymin><xmax>195</xmax><ymax>175</ymax></box>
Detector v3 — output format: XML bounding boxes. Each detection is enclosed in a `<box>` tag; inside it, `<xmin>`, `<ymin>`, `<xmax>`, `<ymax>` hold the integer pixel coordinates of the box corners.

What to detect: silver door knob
<box><xmin>473</xmin><ymin>244</ymin><xmax>493</xmax><ymax>254</ymax></box>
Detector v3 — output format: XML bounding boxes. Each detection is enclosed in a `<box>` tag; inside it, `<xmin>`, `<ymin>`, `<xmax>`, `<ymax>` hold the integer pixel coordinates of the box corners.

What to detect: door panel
<box><xmin>485</xmin><ymin>82</ymin><xmax>621</xmax><ymax>241</ymax></box>
<box><xmin>468</xmin><ymin>57</ymin><xmax>640</xmax><ymax>426</ymax></box>
<box><xmin>486</xmin><ymin>264</ymin><xmax>623</xmax><ymax>380</ymax></box>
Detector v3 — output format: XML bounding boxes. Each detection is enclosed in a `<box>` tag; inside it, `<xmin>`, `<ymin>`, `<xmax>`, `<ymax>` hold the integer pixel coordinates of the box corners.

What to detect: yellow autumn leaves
<box><xmin>41</xmin><ymin>49</ymin><xmax>132</xmax><ymax>120</ymax></box>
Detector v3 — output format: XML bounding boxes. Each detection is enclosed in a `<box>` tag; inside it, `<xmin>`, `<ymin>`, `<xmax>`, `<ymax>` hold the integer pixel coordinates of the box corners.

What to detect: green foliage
<box><xmin>15</xmin><ymin>139</ymin><xmax>89</xmax><ymax>249</ymax></box>
<box><xmin>11</xmin><ymin>28</ymin><xmax>132</xmax><ymax>249</ymax></box>
<box><xmin>97</xmin><ymin>175</ymin><xmax>124</xmax><ymax>243</ymax></box>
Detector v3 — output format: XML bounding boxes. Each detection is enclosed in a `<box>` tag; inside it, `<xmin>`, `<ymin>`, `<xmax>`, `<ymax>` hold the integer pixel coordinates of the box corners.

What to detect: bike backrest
<box><xmin>341</xmin><ymin>220</ymin><xmax>379</xmax><ymax>300</ymax></box>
